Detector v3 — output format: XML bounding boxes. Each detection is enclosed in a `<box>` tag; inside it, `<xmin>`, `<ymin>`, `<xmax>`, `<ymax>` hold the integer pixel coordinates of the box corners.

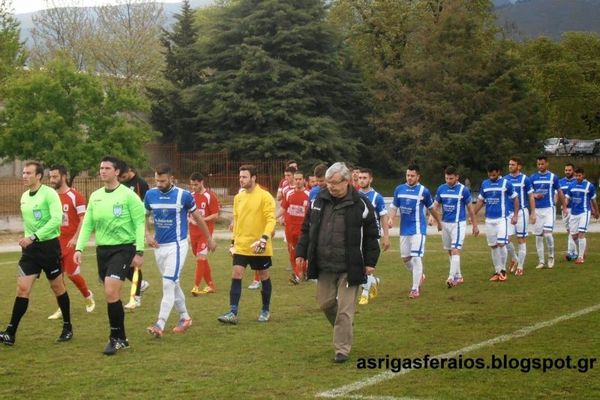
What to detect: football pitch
<box><xmin>0</xmin><ymin>234</ymin><xmax>598</xmax><ymax>399</ymax></box>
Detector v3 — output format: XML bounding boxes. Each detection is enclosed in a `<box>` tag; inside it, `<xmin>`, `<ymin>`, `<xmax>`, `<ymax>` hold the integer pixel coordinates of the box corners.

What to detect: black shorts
<box><xmin>232</xmin><ymin>254</ymin><xmax>272</xmax><ymax>270</ymax></box>
<box><xmin>19</xmin><ymin>238</ymin><xmax>62</xmax><ymax>280</ymax></box>
<box><xmin>96</xmin><ymin>244</ymin><xmax>136</xmax><ymax>281</ymax></box>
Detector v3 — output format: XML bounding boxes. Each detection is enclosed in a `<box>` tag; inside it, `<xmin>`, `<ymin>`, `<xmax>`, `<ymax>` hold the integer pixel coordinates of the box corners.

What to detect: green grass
<box><xmin>0</xmin><ymin>234</ymin><xmax>599</xmax><ymax>399</ymax></box>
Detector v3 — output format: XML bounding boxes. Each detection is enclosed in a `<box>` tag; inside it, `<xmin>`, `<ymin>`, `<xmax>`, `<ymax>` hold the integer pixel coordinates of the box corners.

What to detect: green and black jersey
<box><xmin>76</xmin><ymin>184</ymin><xmax>146</xmax><ymax>252</ymax></box>
<box><xmin>20</xmin><ymin>184</ymin><xmax>62</xmax><ymax>241</ymax></box>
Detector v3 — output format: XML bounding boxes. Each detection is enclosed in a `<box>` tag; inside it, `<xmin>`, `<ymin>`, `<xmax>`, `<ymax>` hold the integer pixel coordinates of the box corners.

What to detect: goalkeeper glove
<box><xmin>251</xmin><ymin>235</ymin><xmax>269</xmax><ymax>254</ymax></box>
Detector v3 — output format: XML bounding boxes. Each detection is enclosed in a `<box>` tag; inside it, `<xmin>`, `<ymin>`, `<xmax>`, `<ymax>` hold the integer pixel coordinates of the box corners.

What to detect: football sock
<box><xmin>260</xmin><ymin>278</ymin><xmax>272</xmax><ymax>312</ymax></box>
<box><xmin>578</xmin><ymin>238</ymin><xmax>587</xmax><ymax>258</ymax></box>
<box><xmin>536</xmin><ymin>236</ymin><xmax>545</xmax><ymax>262</ymax></box>
<box><xmin>450</xmin><ymin>255</ymin><xmax>460</xmax><ymax>278</ymax></box>
<box><xmin>568</xmin><ymin>234</ymin><xmax>577</xmax><ymax>255</ymax></box>
<box><xmin>159</xmin><ymin>279</ymin><xmax>176</xmax><ymax>324</ymax></box>
<box><xmin>173</xmin><ymin>282</ymin><xmax>190</xmax><ymax>320</ymax></box>
<box><xmin>230</xmin><ymin>278</ymin><xmax>242</xmax><ymax>315</ymax></box>
<box><xmin>411</xmin><ymin>257</ymin><xmax>423</xmax><ymax>291</ymax></box>
<box><xmin>518</xmin><ymin>243</ymin><xmax>527</xmax><ymax>268</ymax></box>
<box><xmin>56</xmin><ymin>292</ymin><xmax>71</xmax><ymax>325</ymax></box>
<box><xmin>545</xmin><ymin>234</ymin><xmax>555</xmax><ymax>258</ymax></box>
<box><xmin>107</xmin><ymin>300</ymin><xmax>124</xmax><ymax>339</ymax></box>
<box><xmin>68</xmin><ymin>273</ymin><xmax>91</xmax><ymax>298</ymax></box>
<box><xmin>6</xmin><ymin>297</ymin><xmax>28</xmax><ymax>336</ymax></box>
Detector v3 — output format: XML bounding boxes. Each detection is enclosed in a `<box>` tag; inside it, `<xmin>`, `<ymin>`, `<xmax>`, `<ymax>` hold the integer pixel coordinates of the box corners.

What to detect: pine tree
<box><xmin>153</xmin><ymin>0</ymin><xmax>372</xmax><ymax>165</ymax></box>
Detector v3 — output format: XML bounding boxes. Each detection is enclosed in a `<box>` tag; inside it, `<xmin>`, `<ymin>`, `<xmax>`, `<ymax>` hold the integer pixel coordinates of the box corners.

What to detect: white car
<box><xmin>543</xmin><ymin>137</ymin><xmax>575</xmax><ymax>156</ymax></box>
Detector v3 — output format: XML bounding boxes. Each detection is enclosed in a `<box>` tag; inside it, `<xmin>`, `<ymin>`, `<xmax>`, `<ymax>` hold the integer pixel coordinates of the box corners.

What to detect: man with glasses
<box><xmin>296</xmin><ymin>162</ymin><xmax>380</xmax><ymax>363</ymax></box>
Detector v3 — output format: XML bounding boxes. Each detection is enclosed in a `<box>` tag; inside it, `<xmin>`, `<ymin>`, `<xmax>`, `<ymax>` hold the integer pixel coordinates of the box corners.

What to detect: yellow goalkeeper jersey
<box><xmin>233</xmin><ymin>185</ymin><xmax>276</xmax><ymax>256</ymax></box>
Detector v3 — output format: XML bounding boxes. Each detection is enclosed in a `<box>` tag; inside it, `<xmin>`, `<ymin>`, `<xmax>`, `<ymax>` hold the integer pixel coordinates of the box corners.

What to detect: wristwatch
<box><xmin>135</xmin><ymin>250</ymin><xmax>144</xmax><ymax>257</ymax></box>
<box><xmin>29</xmin><ymin>234</ymin><xmax>38</xmax><ymax>242</ymax></box>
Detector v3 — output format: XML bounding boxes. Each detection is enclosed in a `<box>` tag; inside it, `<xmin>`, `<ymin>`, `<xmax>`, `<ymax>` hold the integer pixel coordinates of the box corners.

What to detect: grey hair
<box><xmin>325</xmin><ymin>162</ymin><xmax>352</xmax><ymax>181</ymax></box>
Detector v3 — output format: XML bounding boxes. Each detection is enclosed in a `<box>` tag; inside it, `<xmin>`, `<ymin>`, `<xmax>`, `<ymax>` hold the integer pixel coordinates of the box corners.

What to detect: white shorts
<box><xmin>442</xmin><ymin>221</ymin><xmax>466</xmax><ymax>250</ymax></box>
<box><xmin>507</xmin><ymin>209</ymin><xmax>529</xmax><ymax>238</ymax></box>
<box><xmin>568</xmin><ymin>212</ymin><xmax>590</xmax><ymax>235</ymax></box>
<box><xmin>532</xmin><ymin>207</ymin><xmax>555</xmax><ymax>235</ymax></box>
<box><xmin>400</xmin><ymin>235</ymin><xmax>426</xmax><ymax>258</ymax></box>
<box><xmin>153</xmin><ymin>240</ymin><xmax>189</xmax><ymax>282</ymax></box>
<box><xmin>485</xmin><ymin>218</ymin><xmax>509</xmax><ymax>247</ymax></box>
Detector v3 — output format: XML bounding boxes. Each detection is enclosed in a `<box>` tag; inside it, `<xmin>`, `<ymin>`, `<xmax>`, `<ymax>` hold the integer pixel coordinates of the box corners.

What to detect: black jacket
<box><xmin>295</xmin><ymin>186</ymin><xmax>381</xmax><ymax>286</ymax></box>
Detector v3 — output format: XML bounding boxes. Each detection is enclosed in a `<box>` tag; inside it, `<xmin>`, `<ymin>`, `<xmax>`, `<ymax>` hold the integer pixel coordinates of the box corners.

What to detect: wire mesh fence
<box><xmin>0</xmin><ymin>146</ymin><xmax>288</xmax><ymax>216</ymax></box>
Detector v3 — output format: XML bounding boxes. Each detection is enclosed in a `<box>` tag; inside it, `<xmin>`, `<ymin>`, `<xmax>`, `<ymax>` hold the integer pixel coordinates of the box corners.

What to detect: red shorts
<box><xmin>60</xmin><ymin>237</ymin><xmax>78</xmax><ymax>275</ymax></box>
<box><xmin>284</xmin><ymin>225</ymin><xmax>302</xmax><ymax>247</ymax></box>
<box><xmin>190</xmin><ymin>233</ymin><xmax>209</xmax><ymax>256</ymax></box>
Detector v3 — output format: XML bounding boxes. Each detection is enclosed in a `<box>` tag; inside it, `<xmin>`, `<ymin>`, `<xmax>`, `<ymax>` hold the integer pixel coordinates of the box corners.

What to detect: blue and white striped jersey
<box><xmin>434</xmin><ymin>183</ymin><xmax>471</xmax><ymax>223</ymax></box>
<box><xmin>559</xmin><ymin>176</ymin><xmax>575</xmax><ymax>209</ymax></box>
<box><xmin>390</xmin><ymin>183</ymin><xmax>433</xmax><ymax>236</ymax></box>
<box><xmin>505</xmin><ymin>173</ymin><xmax>533</xmax><ymax>211</ymax></box>
<box><xmin>478</xmin><ymin>178</ymin><xmax>517</xmax><ymax>219</ymax></box>
<box><xmin>144</xmin><ymin>186</ymin><xmax>197</xmax><ymax>244</ymax></box>
<box><xmin>359</xmin><ymin>188</ymin><xmax>388</xmax><ymax>220</ymax></box>
<box><xmin>565</xmin><ymin>180</ymin><xmax>596</xmax><ymax>216</ymax></box>
<box><xmin>530</xmin><ymin>171</ymin><xmax>560</xmax><ymax>209</ymax></box>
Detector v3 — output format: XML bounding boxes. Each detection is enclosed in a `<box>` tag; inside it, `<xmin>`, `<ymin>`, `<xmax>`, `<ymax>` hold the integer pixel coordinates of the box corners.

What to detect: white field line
<box><xmin>317</xmin><ymin>303</ymin><xmax>600</xmax><ymax>398</ymax></box>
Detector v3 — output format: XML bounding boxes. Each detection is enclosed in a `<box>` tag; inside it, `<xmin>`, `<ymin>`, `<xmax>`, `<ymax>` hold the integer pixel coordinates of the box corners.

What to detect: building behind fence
<box><xmin>0</xmin><ymin>145</ymin><xmax>288</xmax><ymax>217</ymax></box>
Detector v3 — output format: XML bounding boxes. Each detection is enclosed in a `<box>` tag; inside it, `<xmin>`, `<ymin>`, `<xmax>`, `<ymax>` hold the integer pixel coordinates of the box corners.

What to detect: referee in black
<box><xmin>0</xmin><ymin>161</ymin><xmax>73</xmax><ymax>346</ymax></box>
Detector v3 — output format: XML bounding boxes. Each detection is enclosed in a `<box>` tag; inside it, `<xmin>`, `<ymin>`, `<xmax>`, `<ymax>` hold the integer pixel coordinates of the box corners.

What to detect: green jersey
<box><xmin>76</xmin><ymin>184</ymin><xmax>146</xmax><ymax>252</ymax></box>
<box><xmin>20</xmin><ymin>184</ymin><xmax>62</xmax><ymax>241</ymax></box>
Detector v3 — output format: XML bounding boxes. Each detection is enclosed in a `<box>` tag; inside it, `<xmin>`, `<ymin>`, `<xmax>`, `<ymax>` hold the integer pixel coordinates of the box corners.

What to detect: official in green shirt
<box><xmin>75</xmin><ymin>156</ymin><xmax>145</xmax><ymax>355</ymax></box>
<box><xmin>0</xmin><ymin>161</ymin><xmax>73</xmax><ymax>346</ymax></box>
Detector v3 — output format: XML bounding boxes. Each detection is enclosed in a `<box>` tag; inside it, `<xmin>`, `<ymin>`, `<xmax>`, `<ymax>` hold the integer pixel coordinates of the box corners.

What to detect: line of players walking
<box><xmin>1</xmin><ymin>155</ymin><xmax>597</xmax><ymax>361</ymax></box>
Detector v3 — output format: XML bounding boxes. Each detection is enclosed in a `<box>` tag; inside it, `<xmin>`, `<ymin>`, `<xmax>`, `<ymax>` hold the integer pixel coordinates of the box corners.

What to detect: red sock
<box><xmin>202</xmin><ymin>260</ymin><xmax>215</xmax><ymax>289</ymax></box>
<box><xmin>289</xmin><ymin>246</ymin><xmax>301</xmax><ymax>278</ymax></box>
<box><xmin>68</xmin><ymin>274</ymin><xmax>91</xmax><ymax>298</ymax></box>
<box><xmin>195</xmin><ymin>259</ymin><xmax>205</xmax><ymax>287</ymax></box>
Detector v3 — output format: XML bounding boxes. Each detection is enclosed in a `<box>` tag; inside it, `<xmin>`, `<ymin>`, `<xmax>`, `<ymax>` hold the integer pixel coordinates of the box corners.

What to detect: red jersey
<box><xmin>281</xmin><ymin>188</ymin><xmax>310</xmax><ymax>227</ymax></box>
<box><xmin>189</xmin><ymin>190</ymin><xmax>220</xmax><ymax>235</ymax></box>
<box><xmin>59</xmin><ymin>188</ymin><xmax>86</xmax><ymax>238</ymax></box>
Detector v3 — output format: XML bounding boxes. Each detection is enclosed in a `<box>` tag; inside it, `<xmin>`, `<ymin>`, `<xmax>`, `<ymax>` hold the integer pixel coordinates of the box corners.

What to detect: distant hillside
<box><xmin>495</xmin><ymin>0</ymin><xmax>600</xmax><ymax>41</ymax></box>
<box><xmin>14</xmin><ymin>0</ymin><xmax>600</xmax><ymax>45</ymax></box>
<box><xmin>15</xmin><ymin>0</ymin><xmax>213</xmax><ymax>45</ymax></box>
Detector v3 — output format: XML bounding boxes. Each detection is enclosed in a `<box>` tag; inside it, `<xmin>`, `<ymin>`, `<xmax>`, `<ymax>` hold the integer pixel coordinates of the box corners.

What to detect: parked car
<box><xmin>571</xmin><ymin>139</ymin><xmax>598</xmax><ymax>156</ymax></box>
<box><xmin>543</xmin><ymin>137</ymin><xmax>575</xmax><ymax>156</ymax></box>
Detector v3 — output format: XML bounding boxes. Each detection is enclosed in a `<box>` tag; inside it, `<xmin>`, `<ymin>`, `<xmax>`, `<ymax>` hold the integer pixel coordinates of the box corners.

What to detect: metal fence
<box><xmin>0</xmin><ymin>147</ymin><xmax>287</xmax><ymax>216</ymax></box>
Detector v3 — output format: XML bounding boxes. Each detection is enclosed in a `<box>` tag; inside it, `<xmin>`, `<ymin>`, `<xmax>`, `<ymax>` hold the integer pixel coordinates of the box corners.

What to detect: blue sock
<box><xmin>260</xmin><ymin>278</ymin><xmax>272</xmax><ymax>312</ymax></box>
<box><xmin>230</xmin><ymin>278</ymin><xmax>242</xmax><ymax>315</ymax></box>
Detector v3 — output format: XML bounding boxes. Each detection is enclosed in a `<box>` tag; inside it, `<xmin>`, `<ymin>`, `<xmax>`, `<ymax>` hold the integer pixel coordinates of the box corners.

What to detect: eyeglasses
<box><xmin>326</xmin><ymin>179</ymin><xmax>346</xmax><ymax>186</ymax></box>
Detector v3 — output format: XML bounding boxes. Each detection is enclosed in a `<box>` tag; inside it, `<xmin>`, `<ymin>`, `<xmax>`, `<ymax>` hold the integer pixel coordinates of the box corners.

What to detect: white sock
<box><xmin>450</xmin><ymin>255</ymin><xmax>460</xmax><ymax>278</ymax></box>
<box><xmin>411</xmin><ymin>257</ymin><xmax>423</xmax><ymax>291</ymax></box>
<box><xmin>491</xmin><ymin>247</ymin><xmax>500</xmax><ymax>273</ymax></box>
<box><xmin>568</xmin><ymin>234</ymin><xmax>577</xmax><ymax>255</ymax></box>
<box><xmin>362</xmin><ymin>275</ymin><xmax>374</xmax><ymax>296</ymax></box>
<box><xmin>578</xmin><ymin>238</ymin><xmax>587</xmax><ymax>258</ymax></box>
<box><xmin>498</xmin><ymin>246</ymin><xmax>507</xmax><ymax>271</ymax></box>
<box><xmin>518</xmin><ymin>243</ymin><xmax>526</xmax><ymax>268</ymax></box>
<box><xmin>173</xmin><ymin>282</ymin><xmax>190</xmax><ymax>320</ymax></box>
<box><xmin>159</xmin><ymin>279</ymin><xmax>177</xmax><ymax>325</ymax></box>
<box><xmin>545</xmin><ymin>234</ymin><xmax>555</xmax><ymax>259</ymax></box>
<box><xmin>506</xmin><ymin>242</ymin><xmax>517</xmax><ymax>262</ymax></box>
<box><xmin>536</xmin><ymin>236</ymin><xmax>545</xmax><ymax>263</ymax></box>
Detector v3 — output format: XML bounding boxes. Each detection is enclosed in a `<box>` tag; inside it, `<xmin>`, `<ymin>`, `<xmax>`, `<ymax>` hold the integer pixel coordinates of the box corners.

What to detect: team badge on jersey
<box><xmin>33</xmin><ymin>208</ymin><xmax>42</xmax><ymax>220</ymax></box>
<box><xmin>113</xmin><ymin>204</ymin><xmax>123</xmax><ymax>217</ymax></box>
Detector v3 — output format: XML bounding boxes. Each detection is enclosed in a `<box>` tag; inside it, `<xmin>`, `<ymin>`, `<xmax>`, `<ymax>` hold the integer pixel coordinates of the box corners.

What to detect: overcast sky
<box><xmin>12</xmin><ymin>0</ymin><xmax>181</xmax><ymax>15</ymax></box>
